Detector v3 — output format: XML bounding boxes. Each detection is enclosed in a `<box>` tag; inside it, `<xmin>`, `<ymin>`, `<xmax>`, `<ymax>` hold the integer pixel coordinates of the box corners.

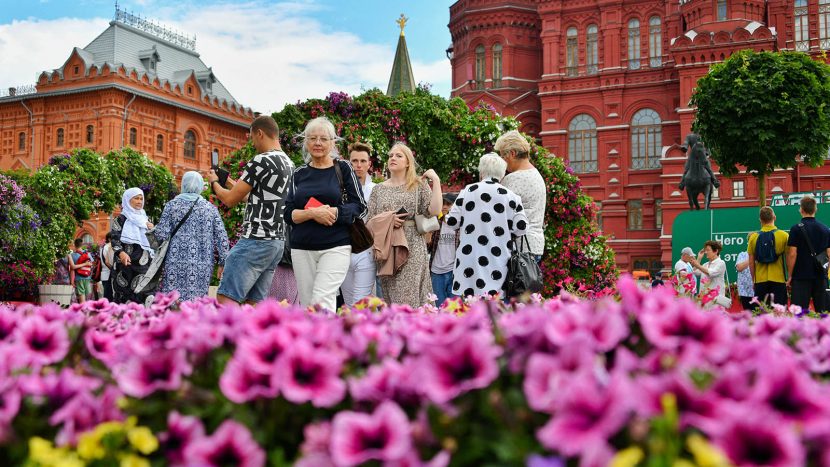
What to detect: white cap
<box><xmin>681</xmin><ymin>247</ymin><xmax>694</xmax><ymax>256</ymax></box>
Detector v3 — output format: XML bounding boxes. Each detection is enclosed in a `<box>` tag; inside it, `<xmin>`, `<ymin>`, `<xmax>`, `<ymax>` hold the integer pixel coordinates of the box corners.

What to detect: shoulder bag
<box><xmin>504</xmin><ymin>236</ymin><xmax>543</xmax><ymax>297</ymax></box>
<box><xmin>798</xmin><ymin>223</ymin><xmax>829</xmax><ymax>277</ymax></box>
<box><xmin>414</xmin><ymin>182</ymin><xmax>440</xmax><ymax>234</ymax></box>
<box><xmin>713</xmin><ymin>260</ymin><xmax>732</xmax><ymax>308</ymax></box>
<box><xmin>333</xmin><ymin>161</ymin><xmax>373</xmax><ymax>254</ymax></box>
<box><xmin>134</xmin><ymin>199</ymin><xmax>199</xmax><ymax>295</ymax></box>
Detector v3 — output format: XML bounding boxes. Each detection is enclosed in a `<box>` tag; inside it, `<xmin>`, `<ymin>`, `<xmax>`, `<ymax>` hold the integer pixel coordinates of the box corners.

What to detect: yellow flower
<box><xmin>610</xmin><ymin>446</ymin><xmax>645</xmax><ymax>467</ymax></box>
<box><xmin>672</xmin><ymin>460</ymin><xmax>696</xmax><ymax>467</ymax></box>
<box><xmin>687</xmin><ymin>433</ymin><xmax>732</xmax><ymax>467</ymax></box>
<box><xmin>77</xmin><ymin>430</ymin><xmax>106</xmax><ymax>460</ymax></box>
<box><xmin>28</xmin><ymin>437</ymin><xmax>84</xmax><ymax>467</ymax></box>
<box><xmin>127</xmin><ymin>426</ymin><xmax>159</xmax><ymax>455</ymax></box>
<box><xmin>120</xmin><ymin>453</ymin><xmax>151</xmax><ymax>467</ymax></box>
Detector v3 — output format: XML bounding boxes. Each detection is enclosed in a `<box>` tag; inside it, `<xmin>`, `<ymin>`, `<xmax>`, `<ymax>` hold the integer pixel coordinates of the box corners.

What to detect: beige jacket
<box><xmin>366</xmin><ymin>211</ymin><xmax>409</xmax><ymax>277</ymax></box>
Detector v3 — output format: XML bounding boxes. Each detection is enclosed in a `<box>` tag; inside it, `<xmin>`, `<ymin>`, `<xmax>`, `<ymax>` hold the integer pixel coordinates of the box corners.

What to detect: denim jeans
<box><xmin>217</xmin><ymin>238</ymin><xmax>283</xmax><ymax>303</ymax></box>
<box><xmin>431</xmin><ymin>271</ymin><xmax>456</xmax><ymax>306</ymax></box>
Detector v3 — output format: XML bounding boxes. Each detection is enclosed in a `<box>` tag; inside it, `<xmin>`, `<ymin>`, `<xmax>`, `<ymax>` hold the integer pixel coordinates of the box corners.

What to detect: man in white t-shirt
<box><xmin>674</xmin><ymin>246</ymin><xmax>699</xmax><ymax>294</ymax></box>
<box><xmin>496</xmin><ymin>130</ymin><xmax>547</xmax><ymax>262</ymax></box>
<box><xmin>340</xmin><ymin>142</ymin><xmax>378</xmax><ymax>305</ymax></box>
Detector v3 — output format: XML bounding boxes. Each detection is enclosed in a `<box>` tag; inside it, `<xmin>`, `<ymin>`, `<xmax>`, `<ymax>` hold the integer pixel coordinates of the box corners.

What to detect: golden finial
<box><xmin>396</xmin><ymin>14</ymin><xmax>408</xmax><ymax>37</ymax></box>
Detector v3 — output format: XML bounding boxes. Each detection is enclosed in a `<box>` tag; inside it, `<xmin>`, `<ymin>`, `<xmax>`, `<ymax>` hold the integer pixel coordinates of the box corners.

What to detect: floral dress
<box><xmin>154</xmin><ymin>197</ymin><xmax>229</xmax><ymax>302</ymax></box>
<box><xmin>110</xmin><ymin>215</ymin><xmax>153</xmax><ymax>304</ymax></box>
<box><xmin>367</xmin><ymin>182</ymin><xmax>433</xmax><ymax>307</ymax></box>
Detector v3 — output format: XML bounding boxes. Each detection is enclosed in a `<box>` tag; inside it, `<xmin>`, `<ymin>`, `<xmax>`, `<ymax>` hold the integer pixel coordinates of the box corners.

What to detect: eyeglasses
<box><xmin>307</xmin><ymin>136</ymin><xmax>332</xmax><ymax>143</ymax></box>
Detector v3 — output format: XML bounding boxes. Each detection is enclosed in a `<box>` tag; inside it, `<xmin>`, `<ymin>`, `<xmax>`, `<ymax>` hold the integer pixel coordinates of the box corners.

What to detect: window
<box><xmin>56</xmin><ymin>128</ymin><xmax>64</xmax><ymax>147</ymax></box>
<box><xmin>655</xmin><ymin>199</ymin><xmax>663</xmax><ymax>229</ymax></box>
<box><xmin>717</xmin><ymin>0</ymin><xmax>728</xmax><ymax>21</ymax></box>
<box><xmin>184</xmin><ymin>130</ymin><xmax>196</xmax><ymax>159</ymax></box>
<box><xmin>86</xmin><ymin>125</ymin><xmax>94</xmax><ymax>144</ymax></box>
<box><xmin>568</xmin><ymin>114</ymin><xmax>598</xmax><ymax>173</ymax></box>
<box><xmin>733</xmin><ymin>180</ymin><xmax>745</xmax><ymax>198</ymax></box>
<box><xmin>18</xmin><ymin>132</ymin><xmax>25</xmax><ymax>151</ymax></box>
<box><xmin>628</xmin><ymin>19</ymin><xmax>641</xmax><ymax>70</ymax></box>
<box><xmin>628</xmin><ymin>200</ymin><xmax>643</xmax><ymax>230</ymax></box>
<box><xmin>156</xmin><ymin>134</ymin><xmax>164</xmax><ymax>153</ymax></box>
<box><xmin>821</xmin><ymin>0</ymin><xmax>830</xmax><ymax>49</ymax></box>
<box><xmin>795</xmin><ymin>0</ymin><xmax>810</xmax><ymax>51</ymax></box>
<box><xmin>492</xmin><ymin>43</ymin><xmax>503</xmax><ymax>87</ymax></box>
<box><xmin>129</xmin><ymin>127</ymin><xmax>137</xmax><ymax>146</ymax></box>
<box><xmin>586</xmin><ymin>25</ymin><xmax>599</xmax><ymax>75</ymax></box>
<box><xmin>649</xmin><ymin>17</ymin><xmax>662</xmax><ymax>68</ymax></box>
<box><xmin>566</xmin><ymin>27</ymin><xmax>579</xmax><ymax>77</ymax></box>
<box><xmin>80</xmin><ymin>233</ymin><xmax>94</xmax><ymax>246</ymax></box>
<box><xmin>475</xmin><ymin>45</ymin><xmax>486</xmax><ymax>89</ymax></box>
<box><xmin>631</xmin><ymin>108</ymin><xmax>662</xmax><ymax>170</ymax></box>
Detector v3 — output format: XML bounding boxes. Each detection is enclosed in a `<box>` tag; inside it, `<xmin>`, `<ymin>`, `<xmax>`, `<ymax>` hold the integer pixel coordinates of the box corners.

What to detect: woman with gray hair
<box><xmin>444</xmin><ymin>153</ymin><xmax>528</xmax><ymax>298</ymax></box>
<box><xmin>283</xmin><ymin>117</ymin><xmax>367</xmax><ymax>311</ymax></box>
<box><xmin>154</xmin><ymin>171</ymin><xmax>229</xmax><ymax>301</ymax></box>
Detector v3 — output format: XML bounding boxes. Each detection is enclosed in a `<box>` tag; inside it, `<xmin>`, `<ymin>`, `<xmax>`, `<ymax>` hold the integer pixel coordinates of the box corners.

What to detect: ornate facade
<box><xmin>449</xmin><ymin>0</ymin><xmax>830</xmax><ymax>272</ymax></box>
<box><xmin>0</xmin><ymin>8</ymin><xmax>253</xmax><ymax>242</ymax></box>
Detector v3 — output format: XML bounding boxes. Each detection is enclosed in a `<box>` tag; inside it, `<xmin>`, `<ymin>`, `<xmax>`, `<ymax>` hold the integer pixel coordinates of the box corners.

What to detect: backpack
<box><xmin>91</xmin><ymin>253</ymin><xmax>102</xmax><ymax>282</ymax></box>
<box><xmin>75</xmin><ymin>251</ymin><xmax>92</xmax><ymax>277</ymax></box>
<box><xmin>755</xmin><ymin>229</ymin><xmax>779</xmax><ymax>264</ymax></box>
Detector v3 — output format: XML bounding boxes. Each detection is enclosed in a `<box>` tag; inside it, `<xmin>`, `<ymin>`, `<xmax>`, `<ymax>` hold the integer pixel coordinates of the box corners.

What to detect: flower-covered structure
<box><xmin>3</xmin><ymin>278</ymin><xmax>830</xmax><ymax>466</ymax></box>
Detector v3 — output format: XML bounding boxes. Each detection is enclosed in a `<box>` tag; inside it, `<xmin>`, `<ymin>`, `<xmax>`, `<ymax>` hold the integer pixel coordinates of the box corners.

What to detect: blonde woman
<box><xmin>367</xmin><ymin>143</ymin><xmax>442</xmax><ymax>307</ymax></box>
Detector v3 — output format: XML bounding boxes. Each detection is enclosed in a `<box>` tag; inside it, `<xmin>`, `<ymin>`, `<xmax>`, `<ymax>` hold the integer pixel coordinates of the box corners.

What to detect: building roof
<box><xmin>386</xmin><ymin>33</ymin><xmax>416</xmax><ymax>96</ymax></box>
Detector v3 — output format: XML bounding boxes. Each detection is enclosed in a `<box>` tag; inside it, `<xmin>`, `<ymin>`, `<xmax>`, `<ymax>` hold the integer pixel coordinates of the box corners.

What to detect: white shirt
<box><xmin>702</xmin><ymin>257</ymin><xmax>727</xmax><ymax>297</ymax></box>
<box><xmin>674</xmin><ymin>259</ymin><xmax>697</xmax><ymax>293</ymax></box>
<box><xmin>361</xmin><ymin>176</ymin><xmax>375</xmax><ymax>202</ymax></box>
<box><xmin>100</xmin><ymin>243</ymin><xmax>114</xmax><ymax>281</ymax></box>
<box><xmin>501</xmin><ymin>168</ymin><xmax>546</xmax><ymax>255</ymax></box>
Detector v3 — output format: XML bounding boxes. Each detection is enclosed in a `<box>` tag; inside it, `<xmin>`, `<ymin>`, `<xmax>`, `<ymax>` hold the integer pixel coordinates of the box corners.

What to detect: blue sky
<box><xmin>0</xmin><ymin>0</ymin><xmax>454</xmax><ymax>112</ymax></box>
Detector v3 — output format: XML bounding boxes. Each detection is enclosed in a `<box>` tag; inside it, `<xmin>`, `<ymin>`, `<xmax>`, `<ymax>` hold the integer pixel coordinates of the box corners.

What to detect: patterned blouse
<box><xmin>736</xmin><ymin>251</ymin><xmax>753</xmax><ymax>298</ymax></box>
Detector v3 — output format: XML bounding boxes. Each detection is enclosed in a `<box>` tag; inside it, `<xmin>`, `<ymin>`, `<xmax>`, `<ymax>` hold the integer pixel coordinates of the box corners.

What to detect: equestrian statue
<box><xmin>678</xmin><ymin>133</ymin><xmax>720</xmax><ymax>210</ymax></box>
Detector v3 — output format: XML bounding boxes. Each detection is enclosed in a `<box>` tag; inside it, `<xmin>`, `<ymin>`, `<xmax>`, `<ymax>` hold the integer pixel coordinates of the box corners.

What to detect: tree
<box><xmin>691</xmin><ymin>50</ymin><xmax>830</xmax><ymax>206</ymax></box>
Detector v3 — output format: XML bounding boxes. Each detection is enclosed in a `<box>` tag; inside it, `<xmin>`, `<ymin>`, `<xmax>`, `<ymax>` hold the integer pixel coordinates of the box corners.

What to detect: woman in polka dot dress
<box><xmin>367</xmin><ymin>143</ymin><xmax>443</xmax><ymax>307</ymax></box>
<box><xmin>445</xmin><ymin>153</ymin><xmax>528</xmax><ymax>298</ymax></box>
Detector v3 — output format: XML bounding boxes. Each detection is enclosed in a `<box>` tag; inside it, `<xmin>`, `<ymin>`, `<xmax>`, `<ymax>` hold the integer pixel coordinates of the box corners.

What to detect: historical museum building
<box><xmin>448</xmin><ymin>0</ymin><xmax>830</xmax><ymax>272</ymax></box>
<box><xmin>0</xmin><ymin>7</ymin><xmax>252</xmax><ymax>240</ymax></box>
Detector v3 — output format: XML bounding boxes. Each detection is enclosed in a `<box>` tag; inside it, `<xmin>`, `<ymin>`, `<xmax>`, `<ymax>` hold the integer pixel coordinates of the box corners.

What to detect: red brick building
<box><xmin>0</xmin><ymin>7</ymin><xmax>252</xmax><ymax>242</ymax></box>
<box><xmin>448</xmin><ymin>0</ymin><xmax>830</xmax><ymax>272</ymax></box>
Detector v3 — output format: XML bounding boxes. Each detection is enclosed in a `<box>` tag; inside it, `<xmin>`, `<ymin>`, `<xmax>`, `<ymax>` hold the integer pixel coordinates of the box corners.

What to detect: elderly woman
<box><xmin>111</xmin><ymin>187</ymin><xmax>155</xmax><ymax>304</ymax></box>
<box><xmin>154</xmin><ymin>171</ymin><xmax>229</xmax><ymax>302</ymax></box>
<box><xmin>368</xmin><ymin>142</ymin><xmax>442</xmax><ymax>307</ymax></box>
<box><xmin>445</xmin><ymin>153</ymin><xmax>528</xmax><ymax>298</ymax></box>
<box><xmin>283</xmin><ymin>117</ymin><xmax>367</xmax><ymax>311</ymax></box>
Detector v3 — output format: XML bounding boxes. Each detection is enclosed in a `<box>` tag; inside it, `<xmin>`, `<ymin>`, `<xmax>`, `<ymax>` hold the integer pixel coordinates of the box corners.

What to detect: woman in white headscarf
<box><xmin>110</xmin><ymin>187</ymin><xmax>155</xmax><ymax>303</ymax></box>
<box><xmin>154</xmin><ymin>171</ymin><xmax>229</xmax><ymax>301</ymax></box>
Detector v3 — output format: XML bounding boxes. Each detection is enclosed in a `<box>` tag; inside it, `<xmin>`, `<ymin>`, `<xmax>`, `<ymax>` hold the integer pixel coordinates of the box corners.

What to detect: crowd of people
<box><xmin>62</xmin><ymin>116</ymin><xmax>548</xmax><ymax>310</ymax></box>
<box><xmin>673</xmin><ymin>197</ymin><xmax>830</xmax><ymax>312</ymax></box>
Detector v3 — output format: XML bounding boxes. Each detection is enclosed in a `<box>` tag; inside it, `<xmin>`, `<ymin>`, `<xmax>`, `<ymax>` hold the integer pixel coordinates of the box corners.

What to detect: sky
<box><xmin>0</xmin><ymin>0</ymin><xmax>455</xmax><ymax>113</ymax></box>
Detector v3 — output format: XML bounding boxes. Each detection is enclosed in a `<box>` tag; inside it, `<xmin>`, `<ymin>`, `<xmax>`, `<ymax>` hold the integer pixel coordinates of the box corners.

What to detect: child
<box><xmin>429</xmin><ymin>193</ymin><xmax>460</xmax><ymax>306</ymax></box>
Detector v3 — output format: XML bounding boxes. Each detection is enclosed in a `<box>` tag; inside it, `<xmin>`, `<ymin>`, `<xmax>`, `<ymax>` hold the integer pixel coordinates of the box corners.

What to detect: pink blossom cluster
<box><xmin>3</xmin><ymin>278</ymin><xmax>830</xmax><ymax>465</ymax></box>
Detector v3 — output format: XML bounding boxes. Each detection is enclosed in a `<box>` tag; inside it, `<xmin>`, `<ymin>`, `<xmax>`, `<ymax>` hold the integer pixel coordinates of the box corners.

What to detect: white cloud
<box><xmin>0</xmin><ymin>2</ymin><xmax>451</xmax><ymax>113</ymax></box>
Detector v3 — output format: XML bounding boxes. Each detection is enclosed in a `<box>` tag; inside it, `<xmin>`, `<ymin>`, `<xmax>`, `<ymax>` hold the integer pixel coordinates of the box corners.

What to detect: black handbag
<box><xmin>504</xmin><ymin>236</ymin><xmax>543</xmax><ymax>297</ymax></box>
<box><xmin>798</xmin><ymin>223</ymin><xmax>829</xmax><ymax>277</ymax></box>
<box><xmin>134</xmin><ymin>199</ymin><xmax>199</xmax><ymax>295</ymax></box>
<box><xmin>279</xmin><ymin>224</ymin><xmax>292</xmax><ymax>267</ymax></box>
<box><xmin>333</xmin><ymin>161</ymin><xmax>373</xmax><ymax>254</ymax></box>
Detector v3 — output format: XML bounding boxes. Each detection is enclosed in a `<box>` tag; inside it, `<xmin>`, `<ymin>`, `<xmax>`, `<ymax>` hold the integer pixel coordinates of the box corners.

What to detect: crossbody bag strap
<box><xmin>170</xmin><ymin>199</ymin><xmax>199</xmax><ymax>240</ymax></box>
<box><xmin>332</xmin><ymin>160</ymin><xmax>347</xmax><ymax>205</ymax></box>
<box><xmin>798</xmin><ymin>223</ymin><xmax>819</xmax><ymax>257</ymax></box>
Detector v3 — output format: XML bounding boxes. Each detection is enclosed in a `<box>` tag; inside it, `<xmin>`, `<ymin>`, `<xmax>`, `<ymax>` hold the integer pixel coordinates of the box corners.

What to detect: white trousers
<box><xmin>292</xmin><ymin>245</ymin><xmax>351</xmax><ymax>311</ymax></box>
<box><xmin>341</xmin><ymin>249</ymin><xmax>377</xmax><ymax>306</ymax></box>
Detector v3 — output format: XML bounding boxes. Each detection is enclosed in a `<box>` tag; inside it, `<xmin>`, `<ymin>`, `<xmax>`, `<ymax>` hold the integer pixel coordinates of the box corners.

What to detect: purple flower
<box><xmin>236</xmin><ymin>327</ymin><xmax>293</xmax><ymax>374</ymax></box>
<box><xmin>749</xmin><ymin>353</ymin><xmax>830</xmax><ymax>430</ymax></box>
<box><xmin>219</xmin><ymin>356</ymin><xmax>279</xmax><ymax>403</ymax></box>
<box><xmin>330</xmin><ymin>401</ymin><xmax>412</xmax><ymax>466</ymax></box>
<box><xmin>349</xmin><ymin>358</ymin><xmax>420</xmax><ymax>406</ymax></box>
<box><xmin>712</xmin><ymin>408</ymin><xmax>804</xmax><ymax>467</ymax></box>
<box><xmin>523</xmin><ymin>347</ymin><xmax>593</xmax><ymax>413</ymax></box>
<box><xmin>159</xmin><ymin>411</ymin><xmax>205</xmax><ymax>465</ymax></box>
<box><xmin>184</xmin><ymin>420</ymin><xmax>265</xmax><ymax>467</ymax></box>
<box><xmin>274</xmin><ymin>339</ymin><xmax>346</xmax><ymax>407</ymax></box>
<box><xmin>115</xmin><ymin>349</ymin><xmax>192</xmax><ymax>398</ymax></box>
<box><xmin>15</xmin><ymin>315</ymin><xmax>70</xmax><ymax>367</ymax></box>
<box><xmin>18</xmin><ymin>368</ymin><xmax>101</xmax><ymax>409</ymax></box>
<box><xmin>418</xmin><ymin>332</ymin><xmax>502</xmax><ymax>404</ymax></box>
<box><xmin>85</xmin><ymin>329</ymin><xmax>118</xmax><ymax>365</ymax></box>
<box><xmin>525</xmin><ymin>454</ymin><xmax>565</xmax><ymax>467</ymax></box>
<box><xmin>0</xmin><ymin>306</ymin><xmax>19</xmax><ymax>341</ymax></box>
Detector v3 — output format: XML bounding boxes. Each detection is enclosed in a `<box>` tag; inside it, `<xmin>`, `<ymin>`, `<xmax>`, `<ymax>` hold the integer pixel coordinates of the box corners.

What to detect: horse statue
<box><xmin>678</xmin><ymin>133</ymin><xmax>720</xmax><ymax>210</ymax></box>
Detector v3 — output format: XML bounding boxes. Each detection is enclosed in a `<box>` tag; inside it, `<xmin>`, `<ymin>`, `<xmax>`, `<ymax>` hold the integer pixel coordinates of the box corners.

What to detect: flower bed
<box><xmin>3</xmin><ymin>278</ymin><xmax>830</xmax><ymax>466</ymax></box>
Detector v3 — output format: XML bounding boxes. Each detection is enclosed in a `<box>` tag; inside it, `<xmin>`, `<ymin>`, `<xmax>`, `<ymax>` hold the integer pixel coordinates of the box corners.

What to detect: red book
<box><xmin>304</xmin><ymin>197</ymin><xmax>324</xmax><ymax>209</ymax></box>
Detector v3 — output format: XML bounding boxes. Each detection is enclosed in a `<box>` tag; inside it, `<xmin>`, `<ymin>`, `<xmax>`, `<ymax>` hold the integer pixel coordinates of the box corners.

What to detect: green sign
<box><xmin>671</xmin><ymin>205</ymin><xmax>830</xmax><ymax>275</ymax></box>
<box><xmin>770</xmin><ymin>191</ymin><xmax>830</xmax><ymax>207</ymax></box>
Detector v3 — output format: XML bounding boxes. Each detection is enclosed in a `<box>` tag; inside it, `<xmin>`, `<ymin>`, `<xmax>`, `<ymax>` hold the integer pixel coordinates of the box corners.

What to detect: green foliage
<box><xmin>213</xmin><ymin>87</ymin><xmax>617</xmax><ymax>293</ymax></box>
<box><xmin>691</xmin><ymin>50</ymin><xmax>830</xmax><ymax>179</ymax></box>
<box><xmin>104</xmin><ymin>147</ymin><xmax>176</xmax><ymax>220</ymax></box>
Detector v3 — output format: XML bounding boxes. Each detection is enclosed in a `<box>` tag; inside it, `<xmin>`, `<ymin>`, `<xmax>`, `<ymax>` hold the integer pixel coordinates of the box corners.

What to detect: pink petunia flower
<box><xmin>418</xmin><ymin>332</ymin><xmax>502</xmax><ymax>404</ymax></box>
<box><xmin>183</xmin><ymin>419</ymin><xmax>265</xmax><ymax>467</ymax></box>
<box><xmin>274</xmin><ymin>339</ymin><xmax>346</xmax><ymax>407</ymax></box>
<box><xmin>114</xmin><ymin>349</ymin><xmax>192</xmax><ymax>398</ymax></box>
<box><xmin>159</xmin><ymin>411</ymin><xmax>205</xmax><ymax>466</ymax></box>
<box><xmin>330</xmin><ymin>401</ymin><xmax>412</xmax><ymax>466</ymax></box>
<box><xmin>219</xmin><ymin>356</ymin><xmax>279</xmax><ymax>403</ymax></box>
<box><xmin>14</xmin><ymin>315</ymin><xmax>70</xmax><ymax>367</ymax></box>
<box><xmin>712</xmin><ymin>407</ymin><xmax>804</xmax><ymax>467</ymax></box>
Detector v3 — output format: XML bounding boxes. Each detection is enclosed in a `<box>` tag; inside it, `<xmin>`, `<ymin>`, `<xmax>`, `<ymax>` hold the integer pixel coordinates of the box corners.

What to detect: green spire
<box><xmin>386</xmin><ymin>14</ymin><xmax>416</xmax><ymax>97</ymax></box>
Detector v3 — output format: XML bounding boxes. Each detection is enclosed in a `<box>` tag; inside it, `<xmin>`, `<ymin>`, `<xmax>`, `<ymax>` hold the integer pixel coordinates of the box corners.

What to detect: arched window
<box><xmin>630</xmin><ymin>108</ymin><xmax>662</xmax><ymax>170</ymax></box>
<box><xmin>475</xmin><ymin>45</ymin><xmax>486</xmax><ymax>89</ymax></box>
<box><xmin>129</xmin><ymin>127</ymin><xmax>137</xmax><ymax>146</ymax></box>
<box><xmin>568</xmin><ymin>114</ymin><xmax>598</xmax><ymax>173</ymax></box>
<box><xmin>717</xmin><ymin>0</ymin><xmax>728</xmax><ymax>21</ymax></box>
<box><xmin>492</xmin><ymin>43</ymin><xmax>503</xmax><ymax>87</ymax></box>
<box><xmin>795</xmin><ymin>0</ymin><xmax>810</xmax><ymax>51</ymax></box>
<box><xmin>156</xmin><ymin>134</ymin><xmax>164</xmax><ymax>153</ymax></box>
<box><xmin>86</xmin><ymin>125</ymin><xmax>94</xmax><ymax>144</ymax></box>
<box><xmin>627</xmin><ymin>200</ymin><xmax>643</xmax><ymax>230</ymax></box>
<box><xmin>18</xmin><ymin>132</ymin><xmax>25</xmax><ymax>151</ymax></box>
<box><xmin>56</xmin><ymin>128</ymin><xmax>64</xmax><ymax>147</ymax></box>
<box><xmin>655</xmin><ymin>199</ymin><xmax>663</xmax><ymax>229</ymax></box>
<box><xmin>184</xmin><ymin>130</ymin><xmax>196</xmax><ymax>159</ymax></box>
<box><xmin>566</xmin><ymin>27</ymin><xmax>579</xmax><ymax>77</ymax></box>
<box><xmin>628</xmin><ymin>19</ymin><xmax>641</xmax><ymax>70</ymax></box>
<box><xmin>586</xmin><ymin>25</ymin><xmax>599</xmax><ymax>75</ymax></box>
<box><xmin>820</xmin><ymin>0</ymin><xmax>830</xmax><ymax>49</ymax></box>
<box><xmin>80</xmin><ymin>233</ymin><xmax>94</xmax><ymax>246</ymax></box>
<box><xmin>649</xmin><ymin>16</ymin><xmax>662</xmax><ymax>68</ymax></box>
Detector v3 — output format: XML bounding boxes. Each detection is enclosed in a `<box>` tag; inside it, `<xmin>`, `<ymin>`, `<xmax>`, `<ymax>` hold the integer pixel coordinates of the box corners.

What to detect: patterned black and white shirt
<box><xmin>239</xmin><ymin>150</ymin><xmax>294</xmax><ymax>239</ymax></box>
